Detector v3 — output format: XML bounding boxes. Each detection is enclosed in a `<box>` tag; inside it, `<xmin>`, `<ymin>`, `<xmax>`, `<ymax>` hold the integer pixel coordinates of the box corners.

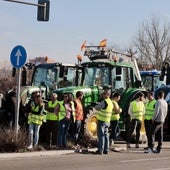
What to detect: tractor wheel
<box><xmin>84</xmin><ymin>108</ymin><xmax>98</xmax><ymax>141</ymax></box>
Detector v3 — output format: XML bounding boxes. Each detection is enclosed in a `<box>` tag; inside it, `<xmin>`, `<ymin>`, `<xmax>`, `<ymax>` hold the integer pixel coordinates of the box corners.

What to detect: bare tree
<box><xmin>132</xmin><ymin>16</ymin><xmax>170</xmax><ymax>70</ymax></box>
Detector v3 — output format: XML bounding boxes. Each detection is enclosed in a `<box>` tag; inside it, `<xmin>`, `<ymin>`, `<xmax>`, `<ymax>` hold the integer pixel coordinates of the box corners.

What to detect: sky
<box><xmin>1</xmin><ymin>0</ymin><xmax>170</xmax><ymax>66</ymax></box>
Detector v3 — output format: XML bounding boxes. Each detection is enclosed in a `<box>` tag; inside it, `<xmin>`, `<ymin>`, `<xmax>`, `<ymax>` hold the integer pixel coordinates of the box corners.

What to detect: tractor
<box><xmin>53</xmin><ymin>43</ymin><xmax>147</xmax><ymax>142</ymax></box>
<box><xmin>0</xmin><ymin>62</ymin><xmax>80</xmax><ymax>128</ymax></box>
<box><xmin>140</xmin><ymin>70</ymin><xmax>166</xmax><ymax>92</ymax></box>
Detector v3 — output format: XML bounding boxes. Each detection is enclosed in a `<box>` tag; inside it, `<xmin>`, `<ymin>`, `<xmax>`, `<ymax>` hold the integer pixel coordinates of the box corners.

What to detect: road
<box><xmin>0</xmin><ymin>144</ymin><xmax>170</xmax><ymax>170</ymax></box>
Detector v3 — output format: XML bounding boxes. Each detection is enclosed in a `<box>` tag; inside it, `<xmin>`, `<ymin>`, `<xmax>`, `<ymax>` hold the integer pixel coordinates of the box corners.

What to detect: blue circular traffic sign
<box><xmin>10</xmin><ymin>45</ymin><xmax>27</xmax><ymax>68</ymax></box>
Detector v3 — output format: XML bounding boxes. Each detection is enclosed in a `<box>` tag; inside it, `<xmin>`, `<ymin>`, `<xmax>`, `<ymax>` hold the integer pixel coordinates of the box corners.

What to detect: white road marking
<box><xmin>120</xmin><ymin>157</ymin><xmax>170</xmax><ymax>163</ymax></box>
<box><xmin>151</xmin><ymin>168</ymin><xmax>170</xmax><ymax>170</ymax></box>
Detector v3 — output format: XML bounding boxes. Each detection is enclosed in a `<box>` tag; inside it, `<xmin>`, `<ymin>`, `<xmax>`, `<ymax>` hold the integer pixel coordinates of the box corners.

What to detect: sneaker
<box><xmin>144</xmin><ymin>148</ymin><xmax>153</xmax><ymax>153</ymax></box>
<box><xmin>103</xmin><ymin>151</ymin><xmax>109</xmax><ymax>154</ymax></box>
<box><xmin>27</xmin><ymin>145</ymin><xmax>33</xmax><ymax>150</ymax></box>
<box><xmin>153</xmin><ymin>149</ymin><xmax>160</xmax><ymax>154</ymax></box>
<box><xmin>94</xmin><ymin>150</ymin><xmax>103</xmax><ymax>155</ymax></box>
<box><xmin>144</xmin><ymin>146</ymin><xmax>149</xmax><ymax>150</ymax></box>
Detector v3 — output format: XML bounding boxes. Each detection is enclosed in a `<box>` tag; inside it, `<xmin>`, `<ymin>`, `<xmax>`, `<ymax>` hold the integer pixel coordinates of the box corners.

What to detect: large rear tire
<box><xmin>84</xmin><ymin>108</ymin><xmax>98</xmax><ymax>141</ymax></box>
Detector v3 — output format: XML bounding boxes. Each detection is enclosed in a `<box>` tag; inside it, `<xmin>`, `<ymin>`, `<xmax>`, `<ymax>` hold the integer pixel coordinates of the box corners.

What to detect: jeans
<box><xmin>74</xmin><ymin>120</ymin><xmax>82</xmax><ymax>142</ymax></box>
<box><xmin>57</xmin><ymin>118</ymin><xmax>70</xmax><ymax>147</ymax></box>
<box><xmin>97</xmin><ymin>120</ymin><xmax>110</xmax><ymax>153</ymax></box>
<box><xmin>28</xmin><ymin>123</ymin><xmax>41</xmax><ymax>146</ymax></box>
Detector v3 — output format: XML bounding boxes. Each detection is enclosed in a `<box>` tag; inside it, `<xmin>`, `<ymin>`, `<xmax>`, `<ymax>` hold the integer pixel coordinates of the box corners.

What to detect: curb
<box><xmin>0</xmin><ymin>150</ymin><xmax>75</xmax><ymax>159</ymax></box>
<box><xmin>0</xmin><ymin>142</ymin><xmax>169</xmax><ymax>159</ymax></box>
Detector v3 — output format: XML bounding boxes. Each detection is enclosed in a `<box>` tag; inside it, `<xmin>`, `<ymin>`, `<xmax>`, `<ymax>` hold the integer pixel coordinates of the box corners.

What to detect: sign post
<box><xmin>10</xmin><ymin>45</ymin><xmax>27</xmax><ymax>136</ymax></box>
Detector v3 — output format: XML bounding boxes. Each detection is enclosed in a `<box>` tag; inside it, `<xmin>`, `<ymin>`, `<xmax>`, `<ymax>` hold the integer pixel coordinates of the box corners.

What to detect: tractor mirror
<box><xmin>116</xmin><ymin>67</ymin><xmax>122</xmax><ymax>75</ymax></box>
<box><xmin>59</xmin><ymin>66</ymin><xmax>64</xmax><ymax>78</ymax></box>
<box><xmin>59</xmin><ymin>66</ymin><xmax>68</xmax><ymax>78</ymax></box>
<box><xmin>135</xmin><ymin>80</ymin><xmax>142</xmax><ymax>88</ymax></box>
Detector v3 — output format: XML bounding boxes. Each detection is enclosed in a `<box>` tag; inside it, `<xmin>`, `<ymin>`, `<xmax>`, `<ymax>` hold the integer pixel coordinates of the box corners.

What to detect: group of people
<box><xmin>26</xmin><ymin>91</ymin><xmax>84</xmax><ymax>150</ymax></box>
<box><xmin>22</xmin><ymin>88</ymin><xmax>168</xmax><ymax>154</ymax></box>
<box><xmin>94</xmin><ymin>89</ymin><xmax>168</xmax><ymax>155</ymax></box>
<box><xmin>127</xmin><ymin>91</ymin><xmax>168</xmax><ymax>153</ymax></box>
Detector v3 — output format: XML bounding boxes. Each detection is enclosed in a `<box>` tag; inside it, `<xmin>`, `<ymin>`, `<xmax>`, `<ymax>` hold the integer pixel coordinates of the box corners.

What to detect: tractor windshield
<box><xmin>83</xmin><ymin>65</ymin><xmax>133</xmax><ymax>94</ymax></box>
<box><xmin>141</xmin><ymin>75</ymin><xmax>165</xmax><ymax>91</ymax></box>
<box><xmin>83</xmin><ymin>66</ymin><xmax>109</xmax><ymax>87</ymax></box>
<box><xmin>32</xmin><ymin>66</ymin><xmax>58</xmax><ymax>90</ymax></box>
<box><xmin>32</xmin><ymin>64</ymin><xmax>79</xmax><ymax>90</ymax></box>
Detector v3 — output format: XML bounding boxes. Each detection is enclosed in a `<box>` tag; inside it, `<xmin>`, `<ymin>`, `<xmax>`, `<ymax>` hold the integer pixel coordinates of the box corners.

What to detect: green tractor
<box><xmin>0</xmin><ymin>62</ymin><xmax>79</xmax><ymax>127</ymax></box>
<box><xmin>30</xmin><ymin>62</ymin><xmax>80</xmax><ymax>98</ymax></box>
<box><xmin>53</xmin><ymin>44</ymin><xmax>147</xmax><ymax>141</ymax></box>
<box><xmin>20</xmin><ymin>62</ymin><xmax>80</xmax><ymax>105</ymax></box>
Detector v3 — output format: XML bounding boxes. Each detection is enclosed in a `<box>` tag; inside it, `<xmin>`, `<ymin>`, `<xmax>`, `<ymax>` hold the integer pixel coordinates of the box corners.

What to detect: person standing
<box><xmin>95</xmin><ymin>89</ymin><xmax>113</xmax><ymax>155</ymax></box>
<box><xmin>144</xmin><ymin>91</ymin><xmax>156</xmax><ymax>151</ymax></box>
<box><xmin>27</xmin><ymin>95</ymin><xmax>45</xmax><ymax>149</ymax></box>
<box><xmin>54</xmin><ymin>93</ymin><xmax>75</xmax><ymax>149</ymax></box>
<box><xmin>73</xmin><ymin>91</ymin><xmax>84</xmax><ymax>145</ymax></box>
<box><xmin>148</xmin><ymin>90</ymin><xmax>168</xmax><ymax>153</ymax></box>
<box><xmin>5</xmin><ymin>87</ymin><xmax>16</xmax><ymax>128</ymax></box>
<box><xmin>24</xmin><ymin>91</ymin><xmax>40</xmax><ymax>130</ymax></box>
<box><xmin>165</xmin><ymin>92</ymin><xmax>170</xmax><ymax>133</ymax></box>
<box><xmin>127</xmin><ymin>92</ymin><xmax>145</xmax><ymax>148</ymax></box>
<box><xmin>45</xmin><ymin>93</ymin><xmax>58</xmax><ymax>148</ymax></box>
<box><xmin>109</xmin><ymin>92</ymin><xmax>122</xmax><ymax>148</ymax></box>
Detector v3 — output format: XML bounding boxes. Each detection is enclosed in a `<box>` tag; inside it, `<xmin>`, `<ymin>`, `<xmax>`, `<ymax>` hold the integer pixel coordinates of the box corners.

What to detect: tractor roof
<box><xmin>140</xmin><ymin>70</ymin><xmax>161</xmax><ymax>76</ymax></box>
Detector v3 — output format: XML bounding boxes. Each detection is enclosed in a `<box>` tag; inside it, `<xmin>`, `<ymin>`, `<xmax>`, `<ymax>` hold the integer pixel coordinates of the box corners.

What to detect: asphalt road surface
<box><xmin>0</xmin><ymin>145</ymin><xmax>170</xmax><ymax>170</ymax></box>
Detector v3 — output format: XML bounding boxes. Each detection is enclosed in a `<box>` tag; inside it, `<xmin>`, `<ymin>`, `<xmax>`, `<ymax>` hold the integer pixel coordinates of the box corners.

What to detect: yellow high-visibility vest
<box><xmin>58</xmin><ymin>101</ymin><xmax>76</xmax><ymax>122</ymax></box>
<box><xmin>131</xmin><ymin>100</ymin><xmax>145</xmax><ymax>121</ymax></box>
<box><xmin>46</xmin><ymin>100</ymin><xmax>58</xmax><ymax>121</ymax></box>
<box><xmin>97</xmin><ymin>98</ymin><xmax>113</xmax><ymax>123</ymax></box>
<box><xmin>111</xmin><ymin>100</ymin><xmax>121</xmax><ymax>121</ymax></box>
<box><xmin>144</xmin><ymin>99</ymin><xmax>156</xmax><ymax>120</ymax></box>
<box><xmin>28</xmin><ymin>104</ymin><xmax>44</xmax><ymax>125</ymax></box>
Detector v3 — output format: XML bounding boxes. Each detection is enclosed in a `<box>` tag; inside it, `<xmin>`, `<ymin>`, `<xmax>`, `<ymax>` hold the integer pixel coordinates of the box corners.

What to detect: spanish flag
<box><xmin>99</xmin><ymin>39</ymin><xmax>107</xmax><ymax>47</ymax></box>
<box><xmin>81</xmin><ymin>41</ymin><xmax>86</xmax><ymax>51</ymax></box>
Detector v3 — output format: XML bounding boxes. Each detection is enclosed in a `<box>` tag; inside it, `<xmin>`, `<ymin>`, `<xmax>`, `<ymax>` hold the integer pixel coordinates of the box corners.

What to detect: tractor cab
<box><xmin>140</xmin><ymin>70</ymin><xmax>166</xmax><ymax>92</ymax></box>
<box><xmin>81</xmin><ymin>45</ymin><xmax>142</xmax><ymax>94</ymax></box>
<box><xmin>31</xmin><ymin>62</ymin><xmax>81</xmax><ymax>99</ymax></box>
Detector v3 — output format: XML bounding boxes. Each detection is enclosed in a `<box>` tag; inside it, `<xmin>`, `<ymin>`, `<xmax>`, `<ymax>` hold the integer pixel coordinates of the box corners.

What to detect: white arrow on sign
<box><xmin>15</xmin><ymin>49</ymin><xmax>22</xmax><ymax>66</ymax></box>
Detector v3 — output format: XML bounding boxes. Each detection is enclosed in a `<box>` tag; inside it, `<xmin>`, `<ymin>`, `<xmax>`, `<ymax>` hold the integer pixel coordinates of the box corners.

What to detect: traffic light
<box><xmin>37</xmin><ymin>0</ymin><xmax>50</xmax><ymax>21</ymax></box>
